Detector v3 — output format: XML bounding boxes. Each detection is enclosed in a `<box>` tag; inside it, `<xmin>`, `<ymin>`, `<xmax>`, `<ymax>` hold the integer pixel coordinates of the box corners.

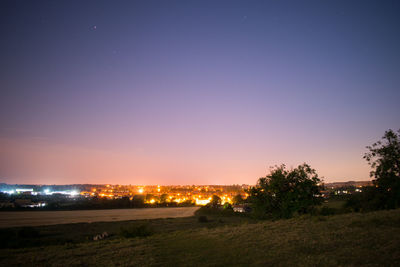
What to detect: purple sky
<box><xmin>1</xmin><ymin>0</ymin><xmax>399</xmax><ymax>185</ymax></box>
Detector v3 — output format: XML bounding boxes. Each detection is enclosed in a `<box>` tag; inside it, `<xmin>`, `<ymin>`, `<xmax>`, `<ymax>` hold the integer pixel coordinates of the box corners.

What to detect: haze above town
<box><xmin>1</xmin><ymin>1</ymin><xmax>400</xmax><ymax>185</ymax></box>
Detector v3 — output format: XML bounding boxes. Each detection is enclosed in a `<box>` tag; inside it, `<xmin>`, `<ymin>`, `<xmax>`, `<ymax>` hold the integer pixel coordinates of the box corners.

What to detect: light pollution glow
<box><xmin>1</xmin><ymin>1</ymin><xmax>399</xmax><ymax>185</ymax></box>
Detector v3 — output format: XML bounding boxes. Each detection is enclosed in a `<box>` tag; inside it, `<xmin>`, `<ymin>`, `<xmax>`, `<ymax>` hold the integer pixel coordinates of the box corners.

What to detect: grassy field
<box><xmin>0</xmin><ymin>208</ymin><xmax>254</xmax><ymax>248</ymax></box>
<box><xmin>1</xmin><ymin>209</ymin><xmax>400</xmax><ymax>266</ymax></box>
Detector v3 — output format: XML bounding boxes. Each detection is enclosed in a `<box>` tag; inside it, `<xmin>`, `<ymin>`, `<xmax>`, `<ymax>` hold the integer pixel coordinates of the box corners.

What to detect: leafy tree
<box><xmin>131</xmin><ymin>195</ymin><xmax>145</xmax><ymax>207</ymax></box>
<box><xmin>364</xmin><ymin>129</ymin><xmax>400</xmax><ymax>209</ymax></box>
<box><xmin>210</xmin><ymin>195</ymin><xmax>221</xmax><ymax>208</ymax></box>
<box><xmin>145</xmin><ymin>194</ymin><xmax>154</xmax><ymax>202</ymax></box>
<box><xmin>248</xmin><ymin>163</ymin><xmax>322</xmax><ymax>218</ymax></box>
<box><xmin>232</xmin><ymin>194</ymin><xmax>244</xmax><ymax>205</ymax></box>
<box><xmin>160</xmin><ymin>194</ymin><xmax>169</xmax><ymax>203</ymax></box>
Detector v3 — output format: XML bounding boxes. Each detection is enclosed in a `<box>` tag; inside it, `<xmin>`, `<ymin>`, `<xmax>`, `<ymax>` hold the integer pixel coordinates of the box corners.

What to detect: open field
<box><xmin>1</xmin><ymin>209</ymin><xmax>400</xmax><ymax>266</ymax></box>
<box><xmin>0</xmin><ymin>209</ymin><xmax>254</xmax><ymax>248</ymax></box>
<box><xmin>0</xmin><ymin>207</ymin><xmax>199</xmax><ymax>228</ymax></box>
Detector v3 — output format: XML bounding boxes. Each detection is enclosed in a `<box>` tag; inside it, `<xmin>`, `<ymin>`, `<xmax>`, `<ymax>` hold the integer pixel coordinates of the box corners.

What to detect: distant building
<box><xmin>233</xmin><ymin>204</ymin><xmax>251</xmax><ymax>213</ymax></box>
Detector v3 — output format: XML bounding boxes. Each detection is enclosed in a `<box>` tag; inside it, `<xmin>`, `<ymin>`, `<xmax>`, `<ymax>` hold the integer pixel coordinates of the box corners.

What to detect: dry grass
<box><xmin>1</xmin><ymin>209</ymin><xmax>400</xmax><ymax>266</ymax></box>
<box><xmin>0</xmin><ymin>207</ymin><xmax>199</xmax><ymax>228</ymax></box>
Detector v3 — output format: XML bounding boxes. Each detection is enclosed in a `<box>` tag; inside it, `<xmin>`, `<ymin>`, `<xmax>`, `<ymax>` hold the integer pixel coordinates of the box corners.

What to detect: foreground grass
<box><xmin>0</xmin><ymin>209</ymin><xmax>253</xmax><ymax>248</ymax></box>
<box><xmin>1</xmin><ymin>209</ymin><xmax>400</xmax><ymax>266</ymax></box>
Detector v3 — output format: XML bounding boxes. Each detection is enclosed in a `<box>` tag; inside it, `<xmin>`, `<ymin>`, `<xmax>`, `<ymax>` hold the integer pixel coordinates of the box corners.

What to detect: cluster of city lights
<box><xmin>1</xmin><ymin>188</ymin><xmax>79</xmax><ymax>197</ymax></box>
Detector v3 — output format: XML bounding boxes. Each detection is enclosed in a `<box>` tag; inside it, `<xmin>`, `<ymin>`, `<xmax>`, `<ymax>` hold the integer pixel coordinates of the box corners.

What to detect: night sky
<box><xmin>1</xmin><ymin>0</ymin><xmax>399</xmax><ymax>185</ymax></box>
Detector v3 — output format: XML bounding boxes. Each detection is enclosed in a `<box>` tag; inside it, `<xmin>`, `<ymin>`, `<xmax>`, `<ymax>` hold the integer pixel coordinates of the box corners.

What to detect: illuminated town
<box><xmin>0</xmin><ymin>181</ymin><xmax>372</xmax><ymax>209</ymax></box>
<box><xmin>0</xmin><ymin>184</ymin><xmax>251</xmax><ymax>208</ymax></box>
<box><xmin>79</xmin><ymin>184</ymin><xmax>249</xmax><ymax>205</ymax></box>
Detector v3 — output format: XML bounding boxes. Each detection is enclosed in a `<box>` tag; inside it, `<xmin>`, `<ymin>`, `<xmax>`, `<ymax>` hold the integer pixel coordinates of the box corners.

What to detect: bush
<box><xmin>0</xmin><ymin>229</ymin><xmax>17</xmax><ymax>248</ymax></box>
<box><xmin>223</xmin><ymin>203</ymin><xmax>233</xmax><ymax>210</ymax></box>
<box><xmin>196</xmin><ymin>206</ymin><xmax>235</xmax><ymax>217</ymax></box>
<box><xmin>319</xmin><ymin>206</ymin><xmax>337</xmax><ymax>216</ymax></box>
<box><xmin>18</xmin><ymin>227</ymin><xmax>40</xmax><ymax>238</ymax></box>
<box><xmin>198</xmin><ymin>215</ymin><xmax>208</xmax><ymax>223</ymax></box>
<box><xmin>120</xmin><ymin>224</ymin><xmax>153</xmax><ymax>238</ymax></box>
<box><xmin>345</xmin><ymin>186</ymin><xmax>385</xmax><ymax>212</ymax></box>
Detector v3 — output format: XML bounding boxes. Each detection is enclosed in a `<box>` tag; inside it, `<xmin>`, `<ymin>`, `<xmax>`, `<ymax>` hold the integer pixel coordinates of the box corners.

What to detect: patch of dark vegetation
<box><xmin>0</xmin><ymin>227</ymin><xmax>41</xmax><ymax>249</ymax></box>
<box><xmin>318</xmin><ymin>206</ymin><xmax>338</xmax><ymax>216</ymax></box>
<box><xmin>119</xmin><ymin>224</ymin><xmax>153</xmax><ymax>238</ymax></box>
<box><xmin>197</xmin><ymin>215</ymin><xmax>208</xmax><ymax>223</ymax></box>
<box><xmin>195</xmin><ymin>205</ymin><xmax>236</xmax><ymax>217</ymax></box>
<box><xmin>18</xmin><ymin>226</ymin><xmax>40</xmax><ymax>238</ymax></box>
<box><xmin>312</xmin><ymin>216</ymin><xmax>327</xmax><ymax>222</ymax></box>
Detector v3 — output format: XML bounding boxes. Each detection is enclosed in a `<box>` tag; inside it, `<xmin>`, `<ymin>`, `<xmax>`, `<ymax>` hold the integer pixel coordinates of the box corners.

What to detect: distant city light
<box><xmin>1</xmin><ymin>190</ymin><xmax>15</xmax><ymax>195</ymax></box>
<box><xmin>16</xmin><ymin>188</ymin><xmax>33</xmax><ymax>192</ymax></box>
<box><xmin>195</xmin><ymin>199</ymin><xmax>211</xmax><ymax>205</ymax></box>
<box><xmin>40</xmin><ymin>190</ymin><xmax>80</xmax><ymax>196</ymax></box>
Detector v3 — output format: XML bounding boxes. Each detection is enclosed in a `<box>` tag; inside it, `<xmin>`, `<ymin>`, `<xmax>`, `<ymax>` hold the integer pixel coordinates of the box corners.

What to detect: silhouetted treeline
<box><xmin>0</xmin><ymin>193</ymin><xmax>195</xmax><ymax>211</ymax></box>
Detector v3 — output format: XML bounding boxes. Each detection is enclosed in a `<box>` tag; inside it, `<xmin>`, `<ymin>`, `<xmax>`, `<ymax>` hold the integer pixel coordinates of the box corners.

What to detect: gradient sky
<box><xmin>1</xmin><ymin>0</ymin><xmax>399</xmax><ymax>185</ymax></box>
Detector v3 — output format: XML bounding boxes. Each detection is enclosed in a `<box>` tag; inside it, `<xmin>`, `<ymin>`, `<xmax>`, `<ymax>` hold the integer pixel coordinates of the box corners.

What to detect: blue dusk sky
<box><xmin>0</xmin><ymin>0</ymin><xmax>399</xmax><ymax>185</ymax></box>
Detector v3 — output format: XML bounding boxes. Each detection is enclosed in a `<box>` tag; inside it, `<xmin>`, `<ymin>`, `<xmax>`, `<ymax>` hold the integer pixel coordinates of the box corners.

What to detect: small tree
<box><xmin>248</xmin><ymin>163</ymin><xmax>322</xmax><ymax>218</ymax></box>
<box><xmin>160</xmin><ymin>194</ymin><xmax>169</xmax><ymax>203</ymax></box>
<box><xmin>232</xmin><ymin>194</ymin><xmax>244</xmax><ymax>205</ymax></box>
<box><xmin>210</xmin><ymin>195</ymin><xmax>221</xmax><ymax>208</ymax></box>
<box><xmin>131</xmin><ymin>195</ymin><xmax>145</xmax><ymax>208</ymax></box>
<box><xmin>145</xmin><ymin>194</ymin><xmax>154</xmax><ymax>202</ymax></box>
<box><xmin>364</xmin><ymin>129</ymin><xmax>400</xmax><ymax>209</ymax></box>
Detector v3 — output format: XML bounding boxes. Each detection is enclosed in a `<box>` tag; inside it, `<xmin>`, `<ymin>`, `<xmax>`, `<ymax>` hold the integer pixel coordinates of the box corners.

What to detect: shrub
<box><xmin>223</xmin><ymin>203</ymin><xmax>233</xmax><ymax>210</ymax></box>
<box><xmin>0</xmin><ymin>229</ymin><xmax>17</xmax><ymax>248</ymax></box>
<box><xmin>120</xmin><ymin>224</ymin><xmax>153</xmax><ymax>238</ymax></box>
<box><xmin>198</xmin><ymin>215</ymin><xmax>208</xmax><ymax>223</ymax></box>
<box><xmin>319</xmin><ymin>206</ymin><xmax>337</xmax><ymax>216</ymax></box>
<box><xmin>195</xmin><ymin>206</ymin><xmax>235</xmax><ymax>217</ymax></box>
<box><xmin>18</xmin><ymin>227</ymin><xmax>40</xmax><ymax>238</ymax></box>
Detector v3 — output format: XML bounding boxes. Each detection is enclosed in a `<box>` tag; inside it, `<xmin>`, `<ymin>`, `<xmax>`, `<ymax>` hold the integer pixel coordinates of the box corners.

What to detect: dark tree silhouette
<box><xmin>160</xmin><ymin>194</ymin><xmax>169</xmax><ymax>203</ymax></box>
<box><xmin>232</xmin><ymin>194</ymin><xmax>244</xmax><ymax>205</ymax></box>
<box><xmin>248</xmin><ymin>163</ymin><xmax>322</xmax><ymax>218</ymax></box>
<box><xmin>364</xmin><ymin>129</ymin><xmax>400</xmax><ymax>209</ymax></box>
<box><xmin>210</xmin><ymin>195</ymin><xmax>221</xmax><ymax>208</ymax></box>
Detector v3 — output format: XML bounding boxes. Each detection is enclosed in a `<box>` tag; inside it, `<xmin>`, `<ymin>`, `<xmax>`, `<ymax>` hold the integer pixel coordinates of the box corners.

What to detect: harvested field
<box><xmin>0</xmin><ymin>207</ymin><xmax>199</xmax><ymax>228</ymax></box>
